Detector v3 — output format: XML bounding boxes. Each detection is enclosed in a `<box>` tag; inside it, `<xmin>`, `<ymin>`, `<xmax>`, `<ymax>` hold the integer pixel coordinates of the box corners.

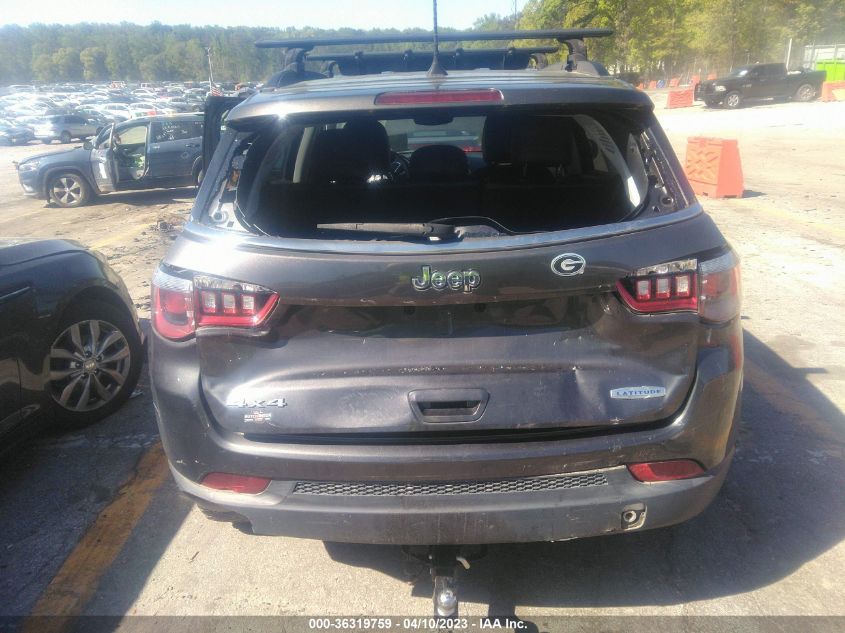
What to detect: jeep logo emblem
<box><xmin>412</xmin><ymin>265</ymin><xmax>481</xmax><ymax>292</ymax></box>
<box><xmin>551</xmin><ymin>253</ymin><xmax>586</xmax><ymax>276</ymax></box>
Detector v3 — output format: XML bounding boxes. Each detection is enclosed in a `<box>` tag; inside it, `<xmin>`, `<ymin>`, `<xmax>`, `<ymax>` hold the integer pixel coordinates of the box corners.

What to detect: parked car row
<box><xmin>0</xmin><ymin>80</ymin><xmax>218</xmax><ymax>146</ymax></box>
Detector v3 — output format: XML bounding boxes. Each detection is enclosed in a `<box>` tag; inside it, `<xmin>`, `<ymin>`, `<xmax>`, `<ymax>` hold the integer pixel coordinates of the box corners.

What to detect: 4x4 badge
<box><xmin>551</xmin><ymin>253</ymin><xmax>586</xmax><ymax>276</ymax></box>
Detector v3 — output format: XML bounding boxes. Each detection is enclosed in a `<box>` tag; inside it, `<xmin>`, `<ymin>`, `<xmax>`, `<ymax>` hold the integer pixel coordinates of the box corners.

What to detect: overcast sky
<box><xmin>1</xmin><ymin>0</ymin><xmax>526</xmax><ymax>30</ymax></box>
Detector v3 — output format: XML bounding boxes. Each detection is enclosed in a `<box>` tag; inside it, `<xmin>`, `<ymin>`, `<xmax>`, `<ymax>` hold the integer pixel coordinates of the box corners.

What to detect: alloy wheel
<box><xmin>797</xmin><ymin>84</ymin><xmax>815</xmax><ymax>102</ymax></box>
<box><xmin>49</xmin><ymin>319</ymin><xmax>131</xmax><ymax>412</ymax></box>
<box><xmin>51</xmin><ymin>176</ymin><xmax>84</xmax><ymax>206</ymax></box>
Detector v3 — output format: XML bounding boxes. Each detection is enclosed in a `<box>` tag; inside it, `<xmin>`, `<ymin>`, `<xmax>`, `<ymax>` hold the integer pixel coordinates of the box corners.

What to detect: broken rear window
<box><xmin>202</xmin><ymin>107</ymin><xmax>680</xmax><ymax>241</ymax></box>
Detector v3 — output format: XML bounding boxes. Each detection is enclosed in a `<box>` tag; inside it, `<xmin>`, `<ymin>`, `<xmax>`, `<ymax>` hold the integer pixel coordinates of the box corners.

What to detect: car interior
<box><xmin>218</xmin><ymin>110</ymin><xmax>653</xmax><ymax>238</ymax></box>
<box><xmin>112</xmin><ymin>123</ymin><xmax>148</xmax><ymax>180</ymax></box>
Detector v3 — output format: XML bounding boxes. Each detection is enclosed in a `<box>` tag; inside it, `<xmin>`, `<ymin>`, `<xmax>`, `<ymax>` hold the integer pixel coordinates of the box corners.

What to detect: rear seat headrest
<box><xmin>409</xmin><ymin>144</ymin><xmax>470</xmax><ymax>182</ymax></box>
<box><xmin>481</xmin><ymin>114</ymin><xmax>516</xmax><ymax>164</ymax></box>
<box><xmin>309</xmin><ymin>119</ymin><xmax>391</xmax><ymax>184</ymax></box>
<box><xmin>511</xmin><ymin>116</ymin><xmax>579</xmax><ymax>168</ymax></box>
<box><xmin>482</xmin><ymin>114</ymin><xmax>593</xmax><ymax>174</ymax></box>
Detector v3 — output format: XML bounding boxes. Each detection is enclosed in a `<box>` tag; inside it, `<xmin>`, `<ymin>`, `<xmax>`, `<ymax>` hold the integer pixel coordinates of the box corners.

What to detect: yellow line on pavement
<box><xmin>24</xmin><ymin>442</ymin><xmax>169</xmax><ymax>631</ymax></box>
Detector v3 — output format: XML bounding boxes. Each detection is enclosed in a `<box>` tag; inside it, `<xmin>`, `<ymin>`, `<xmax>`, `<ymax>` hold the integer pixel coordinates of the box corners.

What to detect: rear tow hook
<box><xmin>402</xmin><ymin>545</ymin><xmax>487</xmax><ymax>617</ymax></box>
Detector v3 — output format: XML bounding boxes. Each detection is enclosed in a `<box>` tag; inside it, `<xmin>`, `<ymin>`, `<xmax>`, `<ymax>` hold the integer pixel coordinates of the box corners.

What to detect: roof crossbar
<box><xmin>256</xmin><ymin>28</ymin><xmax>613</xmax><ymax>51</ymax></box>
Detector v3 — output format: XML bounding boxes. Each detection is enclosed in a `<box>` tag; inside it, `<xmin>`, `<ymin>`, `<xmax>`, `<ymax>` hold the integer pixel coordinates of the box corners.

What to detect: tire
<box><xmin>48</xmin><ymin>173</ymin><xmax>91</xmax><ymax>208</ymax></box>
<box><xmin>724</xmin><ymin>91</ymin><xmax>742</xmax><ymax>109</ymax></box>
<box><xmin>795</xmin><ymin>83</ymin><xmax>816</xmax><ymax>102</ymax></box>
<box><xmin>46</xmin><ymin>300</ymin><xmax>143</xmax><ymax>428</ymax></box>
<box><xmin>59</xmin><ymin>131</ymin><xmax>72</xmax><ymax>143</ymax></box>
<box><xmin>41</xmin><ymin>138</ymin><xmax>53</xmax><ymax>144</ymax></box>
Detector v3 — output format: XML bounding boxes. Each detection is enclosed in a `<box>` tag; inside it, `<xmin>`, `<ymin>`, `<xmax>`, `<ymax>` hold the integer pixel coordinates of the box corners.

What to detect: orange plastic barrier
<box><xmin>691</xmin><ymin>74</ymin><xmax>701</xmax><ymax>85</ymax></box>
<box><xmin>706</xmin><ymin>72</ymin><xmax>717</xmax><ymax>80</ymax></box>
<box><xmin>821</xmin><ymin>81</ymin><xmax>845</xmax><ymax>102</ymax></box>
<box><xmin>669</xmin><ymin>77</ymin><xmax>680</xmax><ymax>87</ymax></box>
<box><xmin>666</xmin><ymin>87</ymin><xmax>694</xmax><ymax>109</ymax></box>
<box><xmin>636</xmin><ymin>82</ymin><xmax>645</xmax><ymax>90</ymax></box>
<box><xmin>684</xmin><ymin>137</ymin><xmax>744</xmax><ymax>199</ymax></box>
<box><xmin>648</xmin><ymin>80</ymin><xmax>657</xmax><ymax>90</ymax></box>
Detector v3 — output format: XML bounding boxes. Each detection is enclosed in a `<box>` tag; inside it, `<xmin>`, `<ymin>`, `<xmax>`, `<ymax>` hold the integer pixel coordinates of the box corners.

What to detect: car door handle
<box><xmin>185</xmin><ymin>142</ymin><xmax>200</xmax><ymax>148</ymax></box>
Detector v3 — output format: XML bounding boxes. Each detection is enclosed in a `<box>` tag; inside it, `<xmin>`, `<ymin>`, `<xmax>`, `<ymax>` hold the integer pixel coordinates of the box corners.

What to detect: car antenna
<box><xmin>427</xmin><ymin>0</ymin><xmax>447</xmax><ymax>77</ymax></box>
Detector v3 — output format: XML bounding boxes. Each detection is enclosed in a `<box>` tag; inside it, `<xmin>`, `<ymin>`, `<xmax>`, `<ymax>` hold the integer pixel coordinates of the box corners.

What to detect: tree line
<box><xmin>0</xmin><ymin>0</ymin><xmax>843</xmax><ymax>85</ymax></box>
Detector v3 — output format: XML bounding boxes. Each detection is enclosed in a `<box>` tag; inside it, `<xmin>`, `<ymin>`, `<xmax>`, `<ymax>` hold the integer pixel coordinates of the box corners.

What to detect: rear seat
<box><xmin>254</xmin><ymin>115</ymin><xmax>628</xmax><ymax>236</ymax></box>
<box><xmin>478</xmin><ymin>114</ymin><xmax>629</xmax><ymax>229</ymax></box>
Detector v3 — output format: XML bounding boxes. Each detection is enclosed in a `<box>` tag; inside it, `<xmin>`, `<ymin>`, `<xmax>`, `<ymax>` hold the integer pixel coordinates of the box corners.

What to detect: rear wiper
<box><xmin>316</xmin><ymin>222</ymin><xmax>457</xmax><ymax>238</ymax></box>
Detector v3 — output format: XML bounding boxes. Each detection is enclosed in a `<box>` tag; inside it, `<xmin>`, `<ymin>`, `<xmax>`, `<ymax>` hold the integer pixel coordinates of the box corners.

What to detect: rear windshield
<box><xmin>202</xmin><ymin>107</ymin><xmax>681</xmax><ymax>241</ymax></box>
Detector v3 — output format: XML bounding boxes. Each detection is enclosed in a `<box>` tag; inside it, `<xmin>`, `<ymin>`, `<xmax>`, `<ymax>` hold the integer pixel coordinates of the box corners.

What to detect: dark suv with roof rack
<box><xmin>150</xmin><ymin>29</ymin><xmax>742</xmax><ymax>575</ymax></box>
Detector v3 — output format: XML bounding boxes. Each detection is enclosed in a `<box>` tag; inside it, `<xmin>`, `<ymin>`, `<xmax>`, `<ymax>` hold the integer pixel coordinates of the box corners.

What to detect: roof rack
<box><xmin>305</xmin><ymin>46</ymin><xmax>560</xmax><ymax>76</ymax></box>
<box><xmin>257</xmin><ymin>29</ymin><xmax>613</xmax><ymax>87</ymax></box>
<box><xmin>255</xmin><ymin>29</ymin><xmax>613</xmax><ymax>51</ymax></box>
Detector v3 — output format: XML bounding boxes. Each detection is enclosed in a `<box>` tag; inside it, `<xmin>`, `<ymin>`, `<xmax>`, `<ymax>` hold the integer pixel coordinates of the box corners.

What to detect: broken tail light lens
<box><xmin>152</xmin><ymin>268</ymin><xmax>279</xmax><ymax>341</ymax></box>
<box><xmin>616</xmin><ymin>252</ymin><xmax>740</xmax><ymax>322</ymax></box>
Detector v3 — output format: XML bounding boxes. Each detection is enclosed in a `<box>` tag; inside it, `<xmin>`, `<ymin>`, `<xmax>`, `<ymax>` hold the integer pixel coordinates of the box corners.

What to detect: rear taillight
<box><xmin>193</xmin><ymin>275</ymin><xmax>279</xmax><ymax>328</ymax></box>
<box><xmin>627</xmin><ymin>460</ymin><xmax>705</xmax><ymax>482</ymax></box>
<box><xmin>698</xmin><ymin>251</ymin><xmax>741</xmax><ymax>323</ymax></box>
<box><xmin>201</xmin><ymin>472</ymin><xmax>270</xmax><ymax>494</ymax></box>
<box><xmin>152</xmin><ymin>269</ymin><xmax>195</xmax><ymax>340</ymax></box>
<box><xmin>151</xmin><ymin>268</ymin><xmax>279</xmax><ymax>341</ymax></box>
<box><xmin>616</xmin><ymin>252</ymin><xmax>740</xmax><ymax>322</ymax></box>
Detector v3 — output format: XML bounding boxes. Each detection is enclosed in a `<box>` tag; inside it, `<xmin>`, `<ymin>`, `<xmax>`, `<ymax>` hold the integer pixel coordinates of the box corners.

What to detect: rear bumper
<box><xmin>173</xmin><ymin>456</ymin><xmax>732</xmax><ymax>544</ymax></box>
<box><xmin>152</xmin><ymin>327</ymin><xmax>742</xmax><ymax>544</ymax></box>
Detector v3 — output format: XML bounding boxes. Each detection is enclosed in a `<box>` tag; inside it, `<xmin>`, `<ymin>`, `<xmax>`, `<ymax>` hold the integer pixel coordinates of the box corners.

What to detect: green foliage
<box><xmin>521</xmin><ymin>0</ymin><xmax>845</xmax><ymax>77</ymax></box>
<box><xmin>0</xmin><ymin>4</ymin><xmax>843</xmax><ymax>85</ymax></box>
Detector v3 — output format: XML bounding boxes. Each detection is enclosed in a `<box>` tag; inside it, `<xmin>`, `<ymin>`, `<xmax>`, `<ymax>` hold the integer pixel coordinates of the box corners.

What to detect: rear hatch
<box><xmin>162</xmin><ymin>88</ymin><xmax>725</xmax><ymax>439</ymax></box>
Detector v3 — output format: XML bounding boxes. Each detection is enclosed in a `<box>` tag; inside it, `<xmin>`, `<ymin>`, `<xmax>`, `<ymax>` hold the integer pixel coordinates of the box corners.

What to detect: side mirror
<box><xmin>83</xmin><ymin>140</ymin><xmax>93</xmax><ymax>150</ymax></box>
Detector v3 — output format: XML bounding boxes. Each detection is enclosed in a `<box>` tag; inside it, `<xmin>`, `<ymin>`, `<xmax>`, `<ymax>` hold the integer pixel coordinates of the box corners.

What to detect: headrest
<box><xmin>309</xmin><ymin>119</ymin><xmax>391</xmax><ymax>184</ymax></box>
<box><xmin>409</xmin><ymin>145</ymin><xmax>470</xmax><ymax>182</ymax></box>
<box><xmin>481</xmin><ymin>114</ymin><xmax>515</xmax><ymax>164</ymax></box>
<box><xmin>511</xmin><ymin>116</ymin><xmax>578</xmax><ymax>165</ymax></box>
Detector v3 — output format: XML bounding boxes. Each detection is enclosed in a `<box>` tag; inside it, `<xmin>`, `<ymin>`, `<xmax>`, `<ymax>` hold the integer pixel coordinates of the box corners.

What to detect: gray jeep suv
<box><xmin>150</xmin><ymin>30</ymin><xmax>742</xmax><ymax>599</ymax></box>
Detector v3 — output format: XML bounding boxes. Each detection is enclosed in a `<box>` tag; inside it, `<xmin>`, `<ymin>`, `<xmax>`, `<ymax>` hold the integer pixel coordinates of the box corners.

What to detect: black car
<box><xmin>15</xmin><ymin>113</ymin><xmax>204</xmax><ymax>208</ymax></box>
<box><xmin>0</xmin><ymin>239</ymin><xmax>143</xmax><ymax>447</ymax></box>
<box><xmin>695</xmin><ymin>63</ymin><xmax>826</xmax><ymax>108</ymax></box>
<box><xmin>150</xmin><ymin>30</ymin><xmax>742</xmax><ymax>614</ymax></box>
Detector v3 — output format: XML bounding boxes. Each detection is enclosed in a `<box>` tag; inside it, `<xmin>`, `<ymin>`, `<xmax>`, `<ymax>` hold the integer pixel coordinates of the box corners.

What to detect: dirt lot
<box><xmin>0</xmin><ymin>98</ymin><xmax>844</xmax><ymax>626</ymax></box>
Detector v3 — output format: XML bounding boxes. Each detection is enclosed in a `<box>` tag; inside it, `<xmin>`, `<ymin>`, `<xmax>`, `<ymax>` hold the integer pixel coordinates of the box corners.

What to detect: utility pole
<box><xmin>205</xmin><ymin>47</ymin><xmax>214</xmax><ymax>87</ymax></box>
<box><xmin>785</xmin><ymin>37</ymin><xmax>793</xmax><ymax>69</ymax></box>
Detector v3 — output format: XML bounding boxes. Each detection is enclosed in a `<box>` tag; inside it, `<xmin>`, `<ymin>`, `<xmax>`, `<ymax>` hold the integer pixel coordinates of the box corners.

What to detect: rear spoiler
<box><xmin>257</xmin><ymin>29</ymin><xmax>613</xmax><ymax>86</ymax></box>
